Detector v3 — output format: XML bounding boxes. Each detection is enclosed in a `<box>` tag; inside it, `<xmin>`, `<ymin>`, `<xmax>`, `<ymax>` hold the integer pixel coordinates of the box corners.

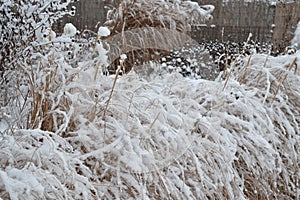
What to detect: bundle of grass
<box><xmin>104</xmin><ymin>27</ymin><xmax>200</xmax><ymax>75</ymax></box>
<box><xmin>218</xmin><ymin>51</ymin><xmax>300</xmax><ymax>199</ymax></box>
<box><xmin>0</xmin><ymin>0</ymin><xmax>79</xmax><ymax>131</ymax></box>
<box><xmin>104</xmin><ymin>0</ymin><xmax>214</xmax><ymax>34</ymax></box>
<box><xmin>102</xmin><ymin>0</ymin><xmax>214</xmax><ymax>74</ymax></box>
<box><xmin>2</xmin><ymin>53</ymin><xmax>299</xmax><ymax>198</ymax></box>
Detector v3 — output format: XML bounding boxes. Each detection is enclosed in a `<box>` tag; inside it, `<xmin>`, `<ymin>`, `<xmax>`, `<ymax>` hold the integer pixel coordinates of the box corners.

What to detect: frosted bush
<box><xmin>104</xmin><ymin>0</ymin><xmax>214</xmax><ymax>35</ymax></box>
<box><xmin>0</xmin><ymin>0</ymin><xmax>77</xmax><ymax>69</ymax></box>
<box><xmin>0</xmin><ymin>0</ymin><xmax>80</xmax><ymax>127</ymax></box>
<box><xmin>1</xmin><ymin>50</ymin><xmax>299</xmax><ymax>198</ymax></box>
<box><xmin>102</xmin><ymin>0</ymin><xmax>215</xmax><ymax>74</ymax></box>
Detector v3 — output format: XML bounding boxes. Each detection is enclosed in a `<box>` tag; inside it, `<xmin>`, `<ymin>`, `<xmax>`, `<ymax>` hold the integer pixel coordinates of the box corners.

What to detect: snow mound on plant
<box><xmin>63</xmin><ymin>23</ymin><xmax>77</xmax><ymax>37</ymax></box>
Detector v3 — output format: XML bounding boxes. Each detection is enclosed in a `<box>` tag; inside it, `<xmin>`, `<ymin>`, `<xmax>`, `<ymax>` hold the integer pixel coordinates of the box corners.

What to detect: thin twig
<box><xmin>102</xmin><ymin>67</ymin><xmax>120</xmax><ymax>121</ymax></box>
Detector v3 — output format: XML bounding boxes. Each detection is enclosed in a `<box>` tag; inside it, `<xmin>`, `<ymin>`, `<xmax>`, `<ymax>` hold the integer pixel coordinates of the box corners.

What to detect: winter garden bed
<box><xmin>1</xmin><ymin>0</ymin><xmax>300</xmax><ymax>199</ymax></box>
<box><xmin>0</xmin><ymin>50</ymin><xmax>299</xmax><ymax>199</ymax></box>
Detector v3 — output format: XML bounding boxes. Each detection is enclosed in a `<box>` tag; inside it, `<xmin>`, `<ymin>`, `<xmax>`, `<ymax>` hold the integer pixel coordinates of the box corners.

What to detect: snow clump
<box><xmin>98</xmin><ymin>26</ymin><xmax>111</xmax><ymax>37</ymax></box>
<box><xmin>63</xmin><ymin>23</ymin><xmax>77</xmax><ymax>37</ymax></box>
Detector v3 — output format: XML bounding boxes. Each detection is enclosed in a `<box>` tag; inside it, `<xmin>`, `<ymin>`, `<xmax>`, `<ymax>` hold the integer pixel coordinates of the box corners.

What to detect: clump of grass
<box><xmin>104</xmin><ymin>0</ymin><xmax>214</xmax><ymax>34</ymax></box>
<box><xmin>103</xmin><ymin>0</ymin><xmax>214</xmax><ymax>74</ymax></box>
<box><xmin>1</xmin><ymin>50</ymin><xmax>299</xmax><ymax>199</ymax></box>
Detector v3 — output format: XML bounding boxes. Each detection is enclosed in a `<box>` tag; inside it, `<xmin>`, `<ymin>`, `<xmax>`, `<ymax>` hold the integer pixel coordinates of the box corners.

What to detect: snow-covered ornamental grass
<box><xmin>0</xmin><ymin>0</ymin><xmax>300</xmax><ymax>199</ymax></box>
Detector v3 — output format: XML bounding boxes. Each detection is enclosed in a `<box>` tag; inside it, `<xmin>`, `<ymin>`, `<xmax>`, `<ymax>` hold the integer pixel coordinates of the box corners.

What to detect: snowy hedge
<box><xmin>1</xmin><ymin>50</ymin><xmax>299</xmax><ymax>199</ymax></box>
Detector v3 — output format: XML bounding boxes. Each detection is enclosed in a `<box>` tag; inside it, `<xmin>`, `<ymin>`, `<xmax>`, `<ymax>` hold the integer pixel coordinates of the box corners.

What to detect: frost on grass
<box><xmin>104</xmin><ymin>0</ymin><xmax>214</xmax><ymax>35</ymax></box>
<box><xmin>1</xmin><ymin>46</ymin><xmax>299</xmax><ymax>198</ymax></box>
<box><xmin>0</xmin><ymin>0</ymin><xmax>76</xmax><ymax>69</ymax></box>
<box><xmin>103</xmin><ymin>0</ymin><xmax>215</xmax><ymax>74</ymax></box>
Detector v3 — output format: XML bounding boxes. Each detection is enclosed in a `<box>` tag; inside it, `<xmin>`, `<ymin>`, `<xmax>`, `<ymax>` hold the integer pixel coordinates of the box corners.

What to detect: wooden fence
<box><xmin>54</xmin><ymin>0</ymin><xmax>112</xmax><ymax>32</ymax></box>
<box><xmin>55</xmin><ymin>0</ymin><xmax>300</xmax><ymax>51</ymax></box>
<box><xmin>272</xmin><ymin>2</ymin><xmax>300</xmax><ymax>52</ymax></box>
<box><xmin>191</xmin><ymin>0</ymin><xmax>275</xmax><ymax>43</ymax></box>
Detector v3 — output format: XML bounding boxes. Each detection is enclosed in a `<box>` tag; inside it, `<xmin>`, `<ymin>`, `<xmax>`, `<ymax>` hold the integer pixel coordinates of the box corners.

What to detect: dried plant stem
<box><xmin>287</xmin><ymin>57</ymin><xmax>298</xmax><ymax>74</ymax></box>
<box><xmin>272</xmin><ymin>73</ymin><xmax>288</xmax><ymax>103</ymax></box>
<box><xmin>149</xmin><ymin>112</ymin><xmax>161</xmax><ymax>131</ymax></box>
<box><xmin>256</xmin><ymin>55</ymin><xmax>269</xmax><ymax>87</ymax></box>
<box><xmin>102</xmin><ymin>67</ymin><xmax>121</xmax><ymax>121</ymax></box>
<box><xmin>239</xmin><ymin>54</ymin><xmax>252</xmax><ymax>83</ymax></box>
<box><xmin>92</xmin><ymin>34</ymin><xmax>99</xmax><ymax>55</ymax></box>
<box><xmin>225</xmin><ymin>51</ymin><xmax>229</xmax><ymax>71</ymax></box>
<box><xmin>89</xmin><ymin>100</ymin><xmax>98</xmax><ymax>122</ymax></box>
<box><xmin>222</xmin><ymin>60</ymin><xmax>236</xmax><ymax>91</ymax></box>
<box><xmin>223</xmin><ymin>35</ymin><xmax>253</xmax><ymax>90</ymax></box>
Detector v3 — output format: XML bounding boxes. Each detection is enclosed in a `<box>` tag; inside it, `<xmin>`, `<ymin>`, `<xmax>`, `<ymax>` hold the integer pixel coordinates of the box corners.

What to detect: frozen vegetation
<box><xmin>0</xmin><ymin>0</ymin><xmax>300</xmax><ymax>199</ymax></box>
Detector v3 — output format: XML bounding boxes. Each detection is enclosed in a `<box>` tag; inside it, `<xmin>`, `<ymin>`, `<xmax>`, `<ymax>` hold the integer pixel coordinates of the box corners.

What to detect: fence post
<box><xmin>272</xmin><ymin>2</ymin><xmax>300</xmax><ymax>53</ymax></box>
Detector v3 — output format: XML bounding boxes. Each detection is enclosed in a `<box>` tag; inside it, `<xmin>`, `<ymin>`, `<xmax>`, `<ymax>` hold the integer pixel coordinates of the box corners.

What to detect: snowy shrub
<box><xmin>104</xmin><ymin>0</ymin><xmax>214</xmax><ymax>34</ymax></box>
<box><xmin>0</xmin><ymin>1</ymin><xmax>107</xmax><ymax>197</ymax></box>
<box><xmin>0</xmin><ymin>0</ymin><xmax>82</xmax><ymax>130</ymax></box>
<box><xmin>1</xmin><ymin>47</ymin><xmax>300</xmax><ymax>199</ymax></box>
<box><xmin>103</xmin><ymin>0</ymin><xmax>214</xmax><ymax>73</ymax></box>
<box><xmin>0</xmin><ymin>0</ymin><xmax>77</xmax><ymax>71</ymax></box>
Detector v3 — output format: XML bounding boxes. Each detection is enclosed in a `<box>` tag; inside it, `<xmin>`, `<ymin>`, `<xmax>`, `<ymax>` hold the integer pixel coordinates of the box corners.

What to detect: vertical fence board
<box><xmin>54</xmin><ymin>0</ymin><xmax>112</xmax><ymax>33</ymax></box>
<box><xmin>192</xmin><ymin>0</ymin><xmax>275</xmax><ymax>43</ymax></box>
<box><xmin>272</xmin><ymin>2</ymin><xmax>300</xmax><ymax>52</ymax></box>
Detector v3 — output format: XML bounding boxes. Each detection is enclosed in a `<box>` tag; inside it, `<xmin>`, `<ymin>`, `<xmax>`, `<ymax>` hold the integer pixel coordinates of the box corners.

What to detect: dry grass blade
<box><xmin>255</xmin><ymin>55</ymin><xmax>269</xmax><ymax>87</ymax></box>
<box><xmin>271</xmin><ymin>73</ymin><xmax>288</xmax><ymax>103</ymax></box>
<box><xmin>286</xmin><ymin>57</ymin><xmax>298</xmax><ymax>74</ymax></box>
<box><xmin>222</xmin><ymin>60</ymin><xmax>236</xmax><ymax>91</ymax></box>
<box><xmin>239</xmin><ymin>54</ymin><xmax>252</xmax><ymax>83</ymax></box>
<box><xmin>102</xmin><ymin>67</ymin><xmax>121</xmax><ymax>121</ymax></box>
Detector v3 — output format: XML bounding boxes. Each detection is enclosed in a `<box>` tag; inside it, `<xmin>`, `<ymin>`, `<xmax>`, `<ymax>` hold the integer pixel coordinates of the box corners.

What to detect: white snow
<box><xmin>98</xmin><ymin>26</ymin><xmax>111</xmax><ymax>37</ymax></box>
<box><xmin>0</xmin><ymin>167</ymin><xmax>44</xmax><ymax>200</ymax></box>
<box><xmin>0</xmin><ymin>120</ymin><xmax>8</xmax><ymax>135</ymax></box>
<box><xmin>120</xmin><ymin>54</ymin><xmax>127</xmax><ymax>61</ymax></box>
<box><xmin>63</xmin><ymin>23</ymin><xmax>77</xmax><ymax>37</ymax></box>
